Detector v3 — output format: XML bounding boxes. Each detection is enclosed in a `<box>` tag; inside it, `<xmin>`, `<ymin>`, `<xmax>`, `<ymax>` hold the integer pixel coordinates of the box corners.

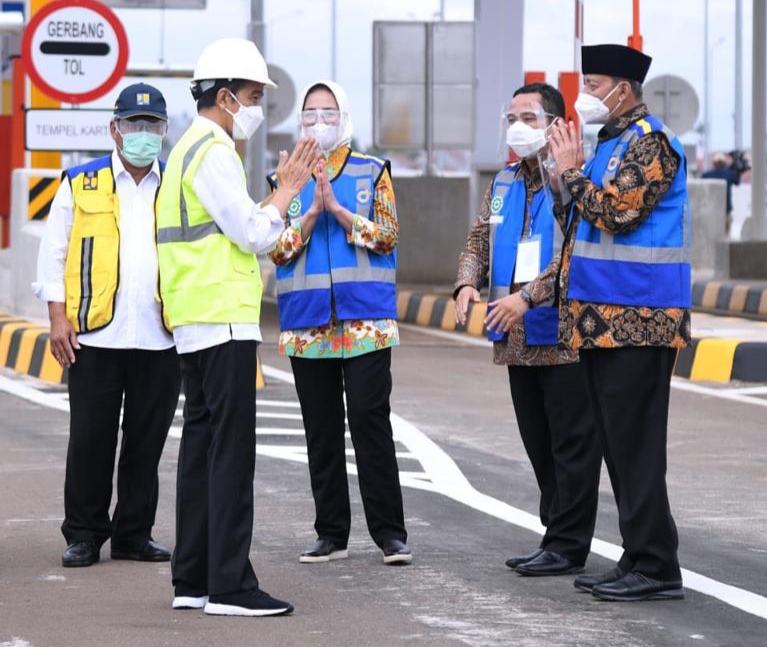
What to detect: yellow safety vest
<box><xmin>63</xmin><ymin>159</ymin><xmax>121</xmax><ymax>333</ymax></box>
<box><xmin>156</xmin><ymin>124</ymin><xmax>263</xmax><ymax>330</ymax></box>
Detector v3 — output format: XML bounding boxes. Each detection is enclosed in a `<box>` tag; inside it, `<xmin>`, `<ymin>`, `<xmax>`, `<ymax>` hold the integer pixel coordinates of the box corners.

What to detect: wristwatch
<box><xmin>519</xmin><ymin>288</ymin><xmax>534</xmax><ymax>308</ymax></box>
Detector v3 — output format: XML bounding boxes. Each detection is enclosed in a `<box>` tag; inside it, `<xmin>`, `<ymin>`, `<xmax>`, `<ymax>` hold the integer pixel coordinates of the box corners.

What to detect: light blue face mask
<box><xmin>120</xmin><ymin>132</ymin><xmax>163</xmax><ymax>167</ymax></box>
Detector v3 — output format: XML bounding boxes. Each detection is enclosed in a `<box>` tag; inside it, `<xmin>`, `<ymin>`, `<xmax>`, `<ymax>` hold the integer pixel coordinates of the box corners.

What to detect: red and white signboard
<box><xmin>22</xmin><ymin>0</ymin><xmax>129</xmax><ymax>104</ymax></box>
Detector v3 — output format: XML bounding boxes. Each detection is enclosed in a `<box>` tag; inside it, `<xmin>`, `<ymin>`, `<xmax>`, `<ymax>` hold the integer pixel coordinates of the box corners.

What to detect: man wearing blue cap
<box><xmin>547</xmin><ymin>44</ymin><xmax>690</xmax><ymax>602</ymax></box>
<box><xmin>34</xmin><ymin>82</ymin><xmax>180</xmax><ymax>568</ymax></box>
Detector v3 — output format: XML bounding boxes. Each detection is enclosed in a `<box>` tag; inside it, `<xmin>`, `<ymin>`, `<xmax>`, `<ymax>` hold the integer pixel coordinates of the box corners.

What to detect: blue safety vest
<box><xmin>567</xmin><ymin>114</ymin><xmax>691</xmax><ymax>308</ymax></box>
<box><xmin>269</xmin><ymin>151</ymin><xmax>397</xmax><ymax>331</ymax></box>
<box><xmin>488</xmin><ymin>163</ymin><xmax>563</xmax><ymax>345</ymax></box>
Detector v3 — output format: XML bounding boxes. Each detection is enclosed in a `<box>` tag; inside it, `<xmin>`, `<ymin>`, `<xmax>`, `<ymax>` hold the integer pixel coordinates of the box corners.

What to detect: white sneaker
<box><xmin>172</xmin><ymin>595</ymin><xmax>208</xmax><ymax>609</ymax></box>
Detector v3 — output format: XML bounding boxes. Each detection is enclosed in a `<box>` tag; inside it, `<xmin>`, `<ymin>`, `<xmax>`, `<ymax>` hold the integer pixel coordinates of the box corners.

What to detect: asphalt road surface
<box><xmin>1</xmin><ymin>303</ymin><xmax>766</xmax><ymax>647</ymax></box>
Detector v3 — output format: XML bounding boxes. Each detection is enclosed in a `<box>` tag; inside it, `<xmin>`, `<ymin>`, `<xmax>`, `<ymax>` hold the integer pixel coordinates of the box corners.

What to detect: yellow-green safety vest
<box><xmin>156</xmin><ymin>123</ymin><xmax>263</xmax><ymax>330</ymax></box>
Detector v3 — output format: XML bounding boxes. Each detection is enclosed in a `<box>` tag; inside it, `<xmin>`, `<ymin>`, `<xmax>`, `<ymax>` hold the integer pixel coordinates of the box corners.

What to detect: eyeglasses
<box><xmin>116</xmin><ymin>118</ymin><xmax>168</xmax><ymax>136</ymax></box>
<box><xmin>503</xmin><ymin>110</ymin><xmax>556</xmax><ymax>126</ymax></box>
<box><xmin>300</xmin><ymin>109</ymin><xmax>341</xmax><ymax>127</ymax></box>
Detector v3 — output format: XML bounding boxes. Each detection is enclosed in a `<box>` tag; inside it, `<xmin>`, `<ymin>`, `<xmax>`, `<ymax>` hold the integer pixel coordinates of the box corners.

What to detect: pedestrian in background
<box><xmin>157</xmin><ymin>38</ymin><xmax>318</xmax><ymax>617</ymax></box>
<box><xmin>268</xmin><ymin>80</ymin><xmax>411</xmax><ymax>566</ymax></box>
<box><xmin>548</xmin><ymin>43</ymin><xmax>690</xmax><ymax>602</ymax></box>
<box><xmin>455</xmin><ymin>83</ymin><xmax>601</xmax><ymax>578</ymax></box>
<box><xmin>33</xmin><ymin>83</ymin><xmax>179</xmax><ymax>569</ymax></box>
<box><xmin>702</xmin><ymin>152</ymin><xmax>740</xmax><ymax>237</ymax></box>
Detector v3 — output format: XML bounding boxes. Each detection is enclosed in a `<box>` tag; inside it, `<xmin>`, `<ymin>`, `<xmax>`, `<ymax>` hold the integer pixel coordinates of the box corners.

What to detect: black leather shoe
<box><xmin>62</xmin><ymin>541</ymin><xmax>100</xmax><ymax>567</ymax></box>
<box><xmin>505</xmin><ymin>548</ymin><xmax>544</xmax><ymax>570</ymax></box>
<box><xmin>382</xmin><ymin>539</ymin><xmax>412</xmax><ymax>565</ymax></box>
<box><xmin>591</xmin><ymin>572</ymin><xmax>684</xmax><ymax>601</ymax></box>
<box><xmin>111</xmin><ymin>539</ymin><xmax>171</xmax><ymax>562</ymax></box>
<box><xmin>299</xmin><ymin>539</ymin><xmax>348</xmax><ymax>563</ymax></box>
<box><xmin>574</xmin><ymin>566</ymin><xmax>625</xmax><ymax>592</ymax></box>
<box><xmin>515</xmin><ymin>550</ymin><xmax>585</xmax><ymax>577</ymax></box>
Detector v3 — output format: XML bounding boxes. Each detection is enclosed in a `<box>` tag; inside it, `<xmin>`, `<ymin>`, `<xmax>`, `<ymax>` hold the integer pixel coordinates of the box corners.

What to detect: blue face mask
<box><xmin>120</xmin><ymin>132</ymin><xmax>163</xmax><ymax>167</ymax></box>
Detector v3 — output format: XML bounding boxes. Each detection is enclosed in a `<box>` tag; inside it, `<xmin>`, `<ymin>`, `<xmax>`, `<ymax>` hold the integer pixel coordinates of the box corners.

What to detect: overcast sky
<box><xmin>85</xmin><ymin>0</ymin><xmax>753</xmax><ymax>153</ymax></box>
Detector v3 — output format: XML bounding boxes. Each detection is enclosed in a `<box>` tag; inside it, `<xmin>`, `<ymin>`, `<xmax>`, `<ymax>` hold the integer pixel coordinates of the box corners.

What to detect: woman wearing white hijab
<box><xmin>269</xmin><ymin>80</ymin><xmax>410</xmax><ymax>566</ymax></box>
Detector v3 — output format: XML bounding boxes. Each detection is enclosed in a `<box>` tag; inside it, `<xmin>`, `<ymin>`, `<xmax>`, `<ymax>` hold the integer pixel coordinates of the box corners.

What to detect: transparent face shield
<box><xmin>499</xmin><ymin>101</ymin><xmax>570</xmax><ymax>211</ymax></box>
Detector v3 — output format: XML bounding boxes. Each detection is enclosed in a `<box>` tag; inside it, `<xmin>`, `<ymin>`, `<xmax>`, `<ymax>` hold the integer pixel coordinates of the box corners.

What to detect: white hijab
<box><xmin>299</xmin><ymin>79</ymin><xmax>354</xmax><ymax>151</ymax></box>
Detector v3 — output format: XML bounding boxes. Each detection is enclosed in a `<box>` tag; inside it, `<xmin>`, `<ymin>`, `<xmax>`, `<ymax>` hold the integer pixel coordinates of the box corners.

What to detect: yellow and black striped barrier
<box><xmin>0</xmin><ymin>313</ymin><xmax>65</xmax><ymax>384</ymax></box>
<box><xmin>28</xmin><ymin>175</ymin><xmax>61</xmax><ymax>221</ymax></box>
<box><xmin>693</xmin><ymin>280</ymin><xmax>767</xmax><ymax>319</ymax></box>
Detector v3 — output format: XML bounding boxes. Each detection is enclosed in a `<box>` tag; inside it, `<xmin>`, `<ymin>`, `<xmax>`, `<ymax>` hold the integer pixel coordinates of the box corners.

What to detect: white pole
<box><xmin>331</xmin><ymin>0</ymin><xmax>337</xmax><ymax>81</ymax></box>
<box><xmin>703</xmin><ymin>0</ymin><xmax>710</xmax><ymax>170</ymax></box>
<box><xmin>751</xmin><ymin>0</ymin><xmax>767</xmax><ymax>240</ymax></box>
<box><xmin>735</xmin><ymin>0</ymin><xmax>743</xmax><ymax>150</ymax></box>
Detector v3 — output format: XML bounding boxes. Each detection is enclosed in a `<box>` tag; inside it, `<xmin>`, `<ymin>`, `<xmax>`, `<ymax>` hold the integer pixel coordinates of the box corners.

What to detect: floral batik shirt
<box><xmin>268</xmin><ymin>145</ymin><xmax>400</xmax><ymax>359</ymax></box>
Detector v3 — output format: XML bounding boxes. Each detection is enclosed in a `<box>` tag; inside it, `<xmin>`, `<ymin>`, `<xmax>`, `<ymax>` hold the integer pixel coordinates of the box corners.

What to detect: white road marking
<box><xmin>670</xmin><ymin>378</ymin><xmax>767</xmax><ymax>408</ymax></box>
<box><xmin>2</xmin><ymin>369</ymin><xmax>767</xmax><ymax>621</ymax></box>
<box><xmin>0</xmin><ymin>639</ymin><xmax>34</xmax><ymax>647</ymax></box>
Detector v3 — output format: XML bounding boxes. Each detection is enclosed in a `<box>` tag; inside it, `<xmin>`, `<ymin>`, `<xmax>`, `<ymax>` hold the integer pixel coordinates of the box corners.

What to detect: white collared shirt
<box><xmin>33</xmin><ymin>151</ymin><xmax>174</xmax><ymax>350</ymax></box>
<box><xmin>169</xmin><ymin>116</ymin><xmax>284</xmax><ymax>355</ymax></box>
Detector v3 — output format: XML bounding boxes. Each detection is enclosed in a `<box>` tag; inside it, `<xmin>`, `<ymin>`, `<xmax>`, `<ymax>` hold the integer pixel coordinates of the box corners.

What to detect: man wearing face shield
<box><xmin>156</xmin><ymin>38</ymin><xmax>319</xmax><ymax>616</ymax></box>
<box><xmin>268</xmin><ymin>80</ymin><xmax>410</xmax><ymax>566</ymax></box>
<box><xmin>454</xmin><ymin>83</ymin><xmax>601</xmax><ymax>578</ymax></box>
<box><xmin>547</xmin><ymin>44</ymin><xmax>690</xmax><ymax>602</ymax></box>
<box><xmin>33</xmin><ymin>83</ymin><xmax>180</xmax><ymax>569</ymax></box>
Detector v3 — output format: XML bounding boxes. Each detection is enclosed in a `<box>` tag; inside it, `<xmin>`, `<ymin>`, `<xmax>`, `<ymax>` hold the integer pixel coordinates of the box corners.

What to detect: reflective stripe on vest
<box><xmin>156</xmin><ymin>124</ymin><xmax>263</xmax><ymax>329</ymax></box>
<box><xmin>487</xmin><ymin>164</ymin><xmax>562</xmax><ymax>344</ymax></box>
<box><xmin>568</xmin><ymin>114</ymin><xmax>691</xmax><ymax>308</ymax></box>
<box><xmin>63</xmin><ymin>157</ymin><xmax>120</xmax><ymax>334</ymax></box>
<box><xmin>271</xmin><ymin>151</ymin><xmax>397</xmax><ymax>330</ymax></box>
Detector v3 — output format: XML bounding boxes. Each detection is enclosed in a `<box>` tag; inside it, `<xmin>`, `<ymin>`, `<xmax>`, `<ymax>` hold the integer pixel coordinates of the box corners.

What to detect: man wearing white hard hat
<box><xmin>156</xmin><ymin>37</ymin><xmax>319</xmax><ymax>617</ymax></box>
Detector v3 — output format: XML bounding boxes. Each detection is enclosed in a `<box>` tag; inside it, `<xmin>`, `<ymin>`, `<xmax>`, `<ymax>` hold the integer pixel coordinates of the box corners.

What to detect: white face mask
<box><xmin>303</xmin><ymin>123</ymin><xmax>340</xmax><ymax>153</ymax></box>
<box><xmin>506</xmin><ymin>121</ymin><xmax>548</xmax><ymax>159</ymax></box>
<box><xmin>225</xmin><ymin>91</ymin><xmax>264</xmax><ymax>140</ymax></box>
<box><xmin>574</xmin><ymin>84</ymin><xmax>622</xmax><ymax>125</ymax></box>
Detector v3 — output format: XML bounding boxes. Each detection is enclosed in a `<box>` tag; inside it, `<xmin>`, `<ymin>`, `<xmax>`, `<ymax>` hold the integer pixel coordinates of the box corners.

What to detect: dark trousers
<box><xmin>581</xmin><ymin>346</ymin><xmax>681</xmax><ymax>580</ymax></box>
<box><xmin>63</xmin><ymin>344</ymin><xmax>180</xmax><ymax>547</ymax></box>
<box><xmin>290</xmin><ymin>348</ymin><xmax>407</xmax><ymax>548</ymax></box>
<box><xmin>172</xmin><ymin>340</ymin><xmax>260</xmax><ymax>596</ymax></box>
<box><xmin>508</xmin><ymin>362</ymin><xmax>602</xmax><ymax>563</ymax></box>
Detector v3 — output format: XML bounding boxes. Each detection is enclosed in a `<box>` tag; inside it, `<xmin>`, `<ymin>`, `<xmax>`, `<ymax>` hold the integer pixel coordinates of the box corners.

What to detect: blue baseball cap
<box><xmin>113</xmin><ymin>83</ymin><xmax>168</xmax><ymax>120</ymax></box>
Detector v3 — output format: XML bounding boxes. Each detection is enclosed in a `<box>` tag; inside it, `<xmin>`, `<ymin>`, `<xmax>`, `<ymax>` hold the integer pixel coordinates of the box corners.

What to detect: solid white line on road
<box><xmin>671</xmin><ymin>378</ymin><xmax>767</xmax><ymax>408</ymax></box>
<box><xmin>167</xmin><ymin>426</ymin><xmax>307</xmax><ymax>440</ymax></box>
<box><xmin>2</xmin><ymin>369</ymin><xmax>767</xmax><ymax>620</ymax></box>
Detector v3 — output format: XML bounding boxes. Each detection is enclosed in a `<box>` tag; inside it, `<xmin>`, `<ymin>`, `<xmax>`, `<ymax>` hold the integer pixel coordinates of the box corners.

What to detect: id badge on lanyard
<box><xmin>514</xmin><ymin>235</ymin><xmax>541</xmax><ymax>284</ymax></box>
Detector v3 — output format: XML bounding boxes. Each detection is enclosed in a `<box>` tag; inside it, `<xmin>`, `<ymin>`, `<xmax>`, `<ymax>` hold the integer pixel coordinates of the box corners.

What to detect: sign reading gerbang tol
<box><xmin>22</xmin><ymin>0</ymin><xmax>129</xmax><ymax>104</ymax></box>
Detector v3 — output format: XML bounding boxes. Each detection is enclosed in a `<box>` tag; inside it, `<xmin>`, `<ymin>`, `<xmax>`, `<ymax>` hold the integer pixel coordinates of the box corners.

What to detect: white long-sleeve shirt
<box><xmin>32</xmin><ymin>152</ymin><xmax>174</xmax><ymax>351</ymax></box>
<box><xmin>169</xmin><ymin>116</ymin><xmax>283</xmax><ymax>354</ymax></box>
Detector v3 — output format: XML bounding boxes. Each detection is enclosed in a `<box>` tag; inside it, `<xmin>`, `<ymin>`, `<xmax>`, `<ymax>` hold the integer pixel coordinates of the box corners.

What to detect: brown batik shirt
<box><xmin>455</xmin><ymin>162</ymin><xmax>578</xmax><ymax>367</ymax></box>
<box><xmin>558</xmin><ymin>103</ymin><xmax>692</xmax><ymax>350</ymax></box>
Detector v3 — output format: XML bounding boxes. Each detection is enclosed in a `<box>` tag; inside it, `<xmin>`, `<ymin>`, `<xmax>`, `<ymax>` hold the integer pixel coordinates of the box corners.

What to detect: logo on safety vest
<box><xmin>356</xmin><ymin>188</ymin><xmax>371</xmax><ymax>204</ymax></box>
<box><xmin>607</xmin><ymin>157</ymin><xmax>620</xmax><ymax>172</ymax></box>
<box><xmin>491</xmin><ymin>196</ymin><xmax>503</xmax><ymax>215</ymax></box>
<box><xmin>288</xmin><ymin>198</ymin><xmax>302</xmax><ymax>217</ymax></box>
<box><xmin>83</xmin><ymin>172</ymin><xmax>98</xmax><ymax>191</ymax></box>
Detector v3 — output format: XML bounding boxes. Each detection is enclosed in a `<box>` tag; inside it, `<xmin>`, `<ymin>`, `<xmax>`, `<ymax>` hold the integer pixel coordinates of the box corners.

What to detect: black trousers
<box><xmin>290</xmin><ymin>348</ymin><xmax>407</xmax><ymax>548</ymax></box>
<box><xmin>581</xmin><ymin>346</ymin><xmax>681</xmax><ymax>580</ymax></box>
<box><xmin>172</xmin><ymin>340</ymin><xmax>261</xmax><ymax>596</ymax></box>
<box><xmin>508</xmin><ymin>362</ymin><xmax>602</xmax><ymax>563</ymax></box>
<box><xmin>63</xmin><ymin>344</ymin><xmax>180</xmax><ymax>547</ymax></box>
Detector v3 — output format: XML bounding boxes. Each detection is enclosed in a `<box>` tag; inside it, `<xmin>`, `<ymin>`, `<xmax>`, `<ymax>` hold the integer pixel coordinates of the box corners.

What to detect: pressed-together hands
<box><xmin>548</xmin><ymin>120</ymin><xmax>584</xmax><ymax>177</ymax></box>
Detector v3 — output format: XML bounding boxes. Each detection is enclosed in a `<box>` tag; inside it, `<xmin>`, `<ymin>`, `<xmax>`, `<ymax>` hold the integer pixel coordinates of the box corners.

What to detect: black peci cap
<box><xmin>113</xmin><ymin>83</ymin><xmax>168</xmax><ymax>120</ymax></box>
<box><xmin>581</xmin><ymin>44</ymin><xmax>653</xmax><ymax>83</ymax></box>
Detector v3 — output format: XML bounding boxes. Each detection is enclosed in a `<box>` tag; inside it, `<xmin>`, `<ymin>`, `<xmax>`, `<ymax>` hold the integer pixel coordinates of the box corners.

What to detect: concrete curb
<box><xmin>247</xmin><ymin>267</ymin><xmax>767</xmax><ymax>385</ymax></box>
<box><xmin>0</xmin><ymin>311</ymin><xmax>266</xmax><ymax>389</ymax></box>
<box><xmin>693</xmin><ymin>279</ymin><xmax>767</xmax><ymax>319</ymax></box>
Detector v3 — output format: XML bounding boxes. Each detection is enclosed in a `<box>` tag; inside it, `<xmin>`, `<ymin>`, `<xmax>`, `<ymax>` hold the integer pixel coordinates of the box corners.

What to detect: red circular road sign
<box><xmin>22</xmin><ymin>0</ymin><xmax>129</xmax><ymax>104</ymax></box>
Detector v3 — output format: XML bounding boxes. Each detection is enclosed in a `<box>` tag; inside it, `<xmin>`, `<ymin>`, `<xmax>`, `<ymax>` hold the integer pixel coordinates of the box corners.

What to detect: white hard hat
<box><xmin>192</xmin><ymin>38</ymin><xmax>277</xmax><ymax>94</ymax></box>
